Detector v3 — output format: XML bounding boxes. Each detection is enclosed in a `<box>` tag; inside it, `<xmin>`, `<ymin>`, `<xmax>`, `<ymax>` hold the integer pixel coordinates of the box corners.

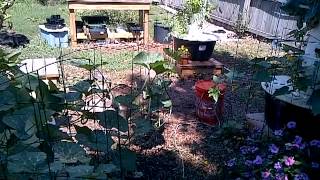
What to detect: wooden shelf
<box><xmin>76</xmin><ymin>32</ymin><xmax>143</xmax><ymax>40</ymax></box>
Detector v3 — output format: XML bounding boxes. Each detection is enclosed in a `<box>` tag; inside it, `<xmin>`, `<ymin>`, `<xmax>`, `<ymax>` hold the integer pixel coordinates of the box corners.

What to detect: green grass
<box><xmin>8</xmin><ymin>1</ymin><xmax>168</xmax><ymax>71</ymax></box>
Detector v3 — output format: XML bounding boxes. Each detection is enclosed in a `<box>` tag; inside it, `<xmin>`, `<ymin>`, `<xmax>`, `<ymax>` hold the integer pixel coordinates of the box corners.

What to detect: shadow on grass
<box><xmin>0</xmin><ymin>31</ymin><xmax>29</xmax><ymax>48</ymax></box>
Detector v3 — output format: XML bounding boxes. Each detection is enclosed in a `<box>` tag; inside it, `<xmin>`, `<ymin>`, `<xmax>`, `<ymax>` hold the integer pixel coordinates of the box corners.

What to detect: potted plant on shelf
<box><xmin>177</xmin><ymin>45</ymin><xmax>190</xmax><ymax>65</ymax></box>
<box><xmin>171</xmin><ymin>0</ymin><xmax>218</xmax><ymax>61</ymax></box>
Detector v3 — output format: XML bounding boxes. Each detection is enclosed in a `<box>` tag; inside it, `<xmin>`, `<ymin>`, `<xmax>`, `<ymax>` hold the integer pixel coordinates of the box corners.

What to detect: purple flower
<box><xmin>245</xmin><ymin>160</ymin><xmax>253</xmax><ymax>166</ymax></box>
<box><xmin>261</xmin><ymin>171</ymin><xmax>271</xmax><ymax>179</ymax></box>
<box><xmin>274</xmin><ymin>162</ymin><xmax>282</xmax><ymax>170</ymax></box>
<box><xmin>275</xmin><ymin>173</ymin><xmax>288</xmax><ymax>180</ymax></box>
<box><xmin>226</xmin><ymin>158</ymin><xmax>236</xmax><ymax>167</ymax></box>
<box><xmin>311</xmin><ymin>162</ymin><xmax>319</xmax><ymax>169</ymax></box>
<box><xmin>253</xmin><ymin>155</ymin><xmax>263</xmax><ymax>165</ymax></box>
<box><xmin>294</xmin><ymin>136</ymin><xmax>303</xmax><ymax>145</ymax></box>
<box><xmin>269</xmin><ymin>144</ymin><xmax>279</xmax><ymax>154</ymax></box>
<box><xmin>310</xmin><ymin>139</ymin><xmax>320</xmax><ymax>147</ymax></box>
<box><xmin>294</xmin><ymin>173</ymin><xmax>309</xmax><ymax>180</ymax></box>
<box><xmin>287</xmin><ymin>121</ymin><xmax>296</xmax><ymax>129</ymax></box>
<box><xmin>274</xmin><ymin>129</ymin><xmax>283</xmax><ymax>136</ymax></box>
<box><xmin>284</xmin><ymin>156</ymin><xmax>295</xmax><ymax>166</ymax></box>
<box><xmin>240</xmin><ymin>146</ymin><xmax>258</xmax><ymax>155</ymax></box>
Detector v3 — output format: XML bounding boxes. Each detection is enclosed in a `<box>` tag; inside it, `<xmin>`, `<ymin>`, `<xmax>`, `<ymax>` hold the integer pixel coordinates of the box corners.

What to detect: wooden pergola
<box><xmin>67</xmin><ymin>0</ymin><xmax>151</xmax><ymax>48</ymax></box>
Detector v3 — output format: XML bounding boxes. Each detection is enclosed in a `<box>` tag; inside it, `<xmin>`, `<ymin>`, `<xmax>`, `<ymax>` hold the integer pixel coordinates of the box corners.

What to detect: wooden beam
<box><xmin>69</xmin><ymin>9</ymin><xmax>77</xmax><ymax>48</ymax></box>
<box><xmin>143</xmin><ymin>10</ymin><xmax>149</xmax><ymax>44</ymax></box>
<box><xmin>68</xmin><ymin>3</ymin><xmax>150</xmax><ymax>10</ymax></box>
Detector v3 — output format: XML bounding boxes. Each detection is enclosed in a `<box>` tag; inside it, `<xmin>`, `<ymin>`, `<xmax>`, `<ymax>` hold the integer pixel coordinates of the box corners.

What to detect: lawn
<box><xmin>9</xmin><ymin>1</ymin><xmax>169</xmax><ymax>71</ymax></box>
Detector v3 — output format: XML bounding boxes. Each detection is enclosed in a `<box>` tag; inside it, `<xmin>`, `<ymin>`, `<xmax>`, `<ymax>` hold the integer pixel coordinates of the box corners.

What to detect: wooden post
<box><xmin>69</xmin><ymin>9</ymin><xmax>77</xmax><ymax>48</ymax></box>
<box><xmin>143</xmin><ymin>10</ymin><xmax>149</xmax><ymax>44</ymax></box>
<box><xmin>139</xmin><ymin>10</ymin><xmax>144</xmax><ymax>27</ymax></box>
<box><xmin>241</xmin><ymin>0</ymin><xmax>251</xmax><ymax>25</ymax></box>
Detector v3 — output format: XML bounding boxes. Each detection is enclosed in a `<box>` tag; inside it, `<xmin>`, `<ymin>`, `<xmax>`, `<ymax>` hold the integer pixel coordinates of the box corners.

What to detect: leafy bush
<box><xmin>0</xmin><ymin>0</ymin><xmax>16</xmax><ymax>28</ymax></box>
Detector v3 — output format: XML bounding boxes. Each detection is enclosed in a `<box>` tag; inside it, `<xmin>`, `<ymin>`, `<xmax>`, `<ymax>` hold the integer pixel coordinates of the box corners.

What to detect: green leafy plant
<box><xmin>132</xmin><ymin>51</ymin><xmax>173</xmax><ymax>129</ymax></box>
<box><xmin>281</xmin><ymin>0</ymin><xmax>320</xmax><ymax>41</ymax></box>
<box><xmin>171</xmin><ymin>0</ymin><xmax>218</xmax><ymax>37</ymax></box>
<box><xmin>0</xmin><ymin>48</ymin><xmax>142</xmax><ymax>179</ymax></box>
<box><xmin>0</xmin><ymin>0</ymin><xmax>15</xmax><ymax>28</ymax></box>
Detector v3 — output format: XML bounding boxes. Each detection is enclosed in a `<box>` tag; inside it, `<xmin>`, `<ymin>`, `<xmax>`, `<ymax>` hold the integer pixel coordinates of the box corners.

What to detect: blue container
<box><xmin>39</xmin><ymin>25</ymin><xmax>69</xmax><ymax>48</ymax></box>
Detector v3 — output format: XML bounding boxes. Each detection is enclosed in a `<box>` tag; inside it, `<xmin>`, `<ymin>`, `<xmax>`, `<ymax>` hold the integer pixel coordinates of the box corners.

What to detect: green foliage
<box><xmin>172</xmin><ymin>0</ymin><xmax>218</xmax><ymax>36</ymax></box>
<box><xmin>0</xmin><ymin>49</ymin><xmax>143</xmax><ymax>178</ymax></box>
<box><xmin>0</xmin><ymin>0</ymin><xmax>15</xmax><ymax>28</ymax></box>
<box><xmin>75</xmin><ymin>126</ymin><xmax>113</xmax><ymax>152</ymax></box>
<box><xmin>208</xmin><ymin>87</ymin><xmax>220</xmax><ymax>103</ymax></box>
<box><xmin>282</xmin><ymin>0</ymin><xmax>320</xmax><ymax>38</ymax></box>
<box><xmin>132</xmin><ymin>51</ymin><xmax>173</xmax><ymax>129</ymax></box>
<box><xmin>7</xmin><ymin>151</ymin><xmax>47</xmax><ymax>173</ymax></box>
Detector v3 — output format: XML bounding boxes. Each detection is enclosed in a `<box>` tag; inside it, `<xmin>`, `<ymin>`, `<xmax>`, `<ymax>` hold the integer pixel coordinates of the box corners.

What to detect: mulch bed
<box><xmin>61</xmin><ymin>41</ymin><xmax>266</xmax><ymax>179</ymax></box>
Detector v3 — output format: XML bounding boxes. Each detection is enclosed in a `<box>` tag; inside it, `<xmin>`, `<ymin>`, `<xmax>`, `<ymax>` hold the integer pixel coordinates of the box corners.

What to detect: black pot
<box><xmin>154</xmin><ymin>23</ymin><xmax>171</xmax><ymax>44</ymax></box>
<box><xmin>265</xmin><ymin>92</ymin><xmax>320</xmax><ymax>139</ymax></box>
<box><xmin>173</xmin><ymin>36</ymin><xmax>216</xmax><ymax>61</ymax></box>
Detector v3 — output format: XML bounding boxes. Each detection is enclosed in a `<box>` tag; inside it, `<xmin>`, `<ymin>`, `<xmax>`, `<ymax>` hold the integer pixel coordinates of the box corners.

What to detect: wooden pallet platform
<box><xmin>175</xmin><ymin>58</ymin><xmax>224</xmax><ymax>79</ymax></box>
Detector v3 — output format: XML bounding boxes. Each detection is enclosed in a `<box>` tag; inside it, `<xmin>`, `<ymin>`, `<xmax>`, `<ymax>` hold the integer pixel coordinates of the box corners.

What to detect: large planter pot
<box><xmin>194</xmin><ymin>80</ymin><xmax>226</xmax><ymax>126</ymax></box>
<box><xmin>262</xmin><ymin>75</ymin><xmax>320</xmax><ymax>139</ymax></box>
<box><xmin>154</xmin><ymin>23</ymin><xmax>171</xmax><ymax>44</ymax></box>
<box><xmin>173</xmin><ymin>35</ymin><xmax>216</xmax><ymax>61</ymax></box>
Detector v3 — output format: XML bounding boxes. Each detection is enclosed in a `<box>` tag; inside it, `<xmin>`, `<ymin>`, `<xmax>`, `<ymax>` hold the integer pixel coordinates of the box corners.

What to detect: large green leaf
<box><xmin>114</xmin><ymin>94</ymin><xmax>135</xmax><ymax>107</ymax></box>
<box><xmin>48</xmin><ymin>80</ymin><xmax>59</xmax><ymax>93</ymax></box>
<box><xmin>75</xmin><ymin>126</ymin><xmax>113</xmax><ymax>152</ymax></box>
<box><xmin>53</xmin><ymin>141</ymin><xmax>90</xmax><ymax>164</ymax></box>
<box><xmin>32</xmin><ymin>104</ymin><xmax>56</xmax><ymax>127</ymax></box>
<box><xmin>71</xmin><ymin>80</ymin><xmax>93</xmax><ymax>94</ymax></box>
<box><xmin>134</xmin><ymin>118</ymin><xmax>153</xmax><ymax>136</ymax></box>
<box><xmin>7</xmin><ymin>151</ymin><xmax>47</xmax><ymax>173</ymax></box>
<box><xmin>37</xmin><ymin>124</ymin><xmax>71</xmax><ymax>142</ymax></box>
<box><xmin>2</xmin><ymin>107</ymin><xmax>33</xmax><ymax>139</ymax></box>
<box><xmin>0</xmin><ymin>91</ymin><xmax>16</xmax><ymax>111</ymax></box>
<box><xmin>10</xmin><ymin>86</ymin><xmax>32</xmax><ymax>105</ymax></box>
<box><xmin>66</xmin><ymin>165</ymin><xmax>94</xmax><ymax>178</ymax></box>
<box><xmin>113</xmin><ymin>148</ymin><xmax>136</xmax><ymax>172</ymax></box>
<box><xmin>96</xmin><ymin>110</ymin><xmax>128</xmax><ymax>131</ymax></box>
<box><xmin>18</xmin><ymin>73</ymin><xmax>40</xmax><ymax>91</ymax></box>
<box><xmin>0</xmin><ymin>74</ymin><xmax>10</xmax><ymax>91</ymax></box>
<box><xmin>149</xmin><ymin>60</ymin><xmax>172</xmax><ymax>74</ymax></box>
<box><xmin>133</xmin><ymin>52</ymin><xmax>164</xmax><ymax>69</ymax></box>
<box><xmin>53</xmin><ymin>91</ymin><xmax>82</xmax><ymax>102</ymax></box>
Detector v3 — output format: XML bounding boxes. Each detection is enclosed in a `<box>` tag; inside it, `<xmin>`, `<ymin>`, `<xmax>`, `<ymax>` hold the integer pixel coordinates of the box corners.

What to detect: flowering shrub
<box><xmin>225</xmin><ymin>121</ymin><xmax>320</xmax><ymax>180</ymax></box>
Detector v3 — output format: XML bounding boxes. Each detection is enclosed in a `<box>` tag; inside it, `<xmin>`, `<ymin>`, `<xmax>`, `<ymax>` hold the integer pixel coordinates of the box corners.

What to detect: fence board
<box><xmin>163</xmin><ymin>0</ymin><xmax>298</xmax><ymax>39</ymax></box>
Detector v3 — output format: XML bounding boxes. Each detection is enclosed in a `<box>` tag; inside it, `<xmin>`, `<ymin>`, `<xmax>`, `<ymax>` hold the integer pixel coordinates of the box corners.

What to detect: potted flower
<box><xmin>177</xmin><ymin>45</ymin><xmax>190</xmax><ymax>65</ymax></box>
<box><xmin>171</xmin><ymin>0</ymin><xmax>218</xmax><ymax>61</ymax></box>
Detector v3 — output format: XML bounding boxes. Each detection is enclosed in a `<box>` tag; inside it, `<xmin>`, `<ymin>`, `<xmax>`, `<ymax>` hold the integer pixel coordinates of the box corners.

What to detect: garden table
<box><xmin>67</xmin><ymin>0</ymin><xmax>151</xmax><ymax>48</ymax></box>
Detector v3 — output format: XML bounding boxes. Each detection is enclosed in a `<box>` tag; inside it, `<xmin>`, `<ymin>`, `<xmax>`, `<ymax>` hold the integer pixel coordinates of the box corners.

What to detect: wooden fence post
<box><xmin>241</xmin><ymin>0</ymin><xmax>252</xmax><ymax>25</ymax></box>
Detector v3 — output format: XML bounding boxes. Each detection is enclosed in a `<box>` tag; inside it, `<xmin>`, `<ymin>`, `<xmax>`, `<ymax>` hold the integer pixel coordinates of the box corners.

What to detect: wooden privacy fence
<box><xmin>161</xmin><ymin>0</ymin><xmax>298</xmax><ymax>39</ymax></box>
